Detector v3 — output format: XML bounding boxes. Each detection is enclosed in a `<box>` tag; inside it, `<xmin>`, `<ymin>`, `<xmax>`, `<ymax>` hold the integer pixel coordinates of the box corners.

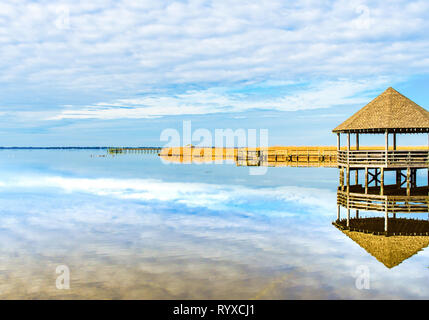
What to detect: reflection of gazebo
<box><xmin>333</xmin><ymin>87</ymin><xmax>429</xmax><ymax>234</ymax></box>
<box><xmin>333</xmin><ymin>222</ymin><xmax>429</xmax><ymax>268</ymax></box>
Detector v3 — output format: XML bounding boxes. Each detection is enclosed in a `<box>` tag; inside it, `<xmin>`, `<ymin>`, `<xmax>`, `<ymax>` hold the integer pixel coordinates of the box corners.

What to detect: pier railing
<box><xmin>337</xmin><ymin>190</ymin><xmax>429</xmax><ymax>213</ymax></box>
<box><xmin>237</xmin><ymin>148</ymin><xmax>337</xmax><ymax>167</ymax></box>
<box><xmin>337</xmin><ymin>150</ymin><xmax>429</xmax><ymax>168</ymax></box>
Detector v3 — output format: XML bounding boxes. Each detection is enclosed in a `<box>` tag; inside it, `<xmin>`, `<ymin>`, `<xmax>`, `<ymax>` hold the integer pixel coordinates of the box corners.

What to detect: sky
<box><xmin>1</xmin><ymin>0</ymin><xmax>429</xmax><ymax>146</ymax></box>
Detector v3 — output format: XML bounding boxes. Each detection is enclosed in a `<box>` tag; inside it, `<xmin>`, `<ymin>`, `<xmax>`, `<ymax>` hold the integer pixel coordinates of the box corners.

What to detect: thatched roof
<box><xmin>333</xmin><ymin>87</ymin><xmax>429</xmax><ymax>133</ymax></box>
<box><xmin>339</xmin><ymin>229</ymin><xmax>429</xmax><ymax>268</ymax></box>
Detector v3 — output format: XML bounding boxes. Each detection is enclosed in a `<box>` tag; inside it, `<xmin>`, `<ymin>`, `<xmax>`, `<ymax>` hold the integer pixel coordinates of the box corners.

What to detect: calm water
<box><xmin>0</xmin><ymin>149</ymin><xmax>428</xmax><ymax>299</ymax></box>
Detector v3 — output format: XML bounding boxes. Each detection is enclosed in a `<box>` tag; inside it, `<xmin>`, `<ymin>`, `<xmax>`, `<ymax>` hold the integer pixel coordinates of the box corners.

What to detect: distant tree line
<box><xmin>0</xmin><ymin>146</ymin><xmax>162</xmax><ymax>149</ymax></box>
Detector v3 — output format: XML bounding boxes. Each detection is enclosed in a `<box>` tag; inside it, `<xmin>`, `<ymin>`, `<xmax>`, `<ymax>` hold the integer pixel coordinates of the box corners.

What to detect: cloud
<box><xmin>0</xmin><ymin>0</ymin><xmax>428</xmax><ymax>91</ymax></box>
<box><xmin>47</xmin><ymin>78</ymin><xmax>390</xmax><ymax>119</ymax></box>
<box><xmin>1</xmin><ymin>174</ymin><xmax>336</xmax><ymax>214</ymax></box>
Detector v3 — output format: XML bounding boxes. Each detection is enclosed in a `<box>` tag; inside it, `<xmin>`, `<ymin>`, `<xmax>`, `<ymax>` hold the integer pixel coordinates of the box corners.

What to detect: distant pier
<box><xmin>108</xmin><ymin>147</ymin><xmax>162</xmax><ymax>154</ymax></box>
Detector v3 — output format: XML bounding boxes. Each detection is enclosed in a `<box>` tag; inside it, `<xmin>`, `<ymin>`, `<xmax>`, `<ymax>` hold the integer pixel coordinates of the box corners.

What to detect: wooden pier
<box><xmin>236</xmin><ymin>147</ymin><xmax>337</xmax><ymax>167</ymax></box>
<box><xmin>158</xmin><ymin>146</ymin><xmax>338</xmax><ymax>167</ymax></box>
<box><xmin>108</xmin><ymin>147</ymin><xmax>162</xmax><ymax>154</ymax></box>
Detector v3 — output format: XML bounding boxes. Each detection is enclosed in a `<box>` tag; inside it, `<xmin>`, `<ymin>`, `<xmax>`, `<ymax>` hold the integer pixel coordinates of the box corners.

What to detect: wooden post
<box><xmin>337</xmin><ymin>205</ymin><xmax>340</xmax><ymax>221</ymax></box>
<box><xmin>347</xmin><ymin>208</ymin><xmax>350</xmax><ymax>227</ymax></box>
<box><xmin>356</xmin><ymin>133</ymin><xmax>359</xmax><ymax>151</ymax></box>
<box><xmin>385</xmin><ymin>201</ymin><xmax>388</xmax><ymax>233</ymax></box>
<box><xmin>347</xmin><ymin>164</ymin><xmax>350</xmax><ymax>228</ymax></box>
<box><xmin>385</xmin><ymin>130</ymin><xmax>388</xmax><ymax>165</ymax></box>
<box><xmin>355</xmin><ymin>169</ymin><xmax>359</xmax><ymax>185</ymax></box>
<box><xmin>340</xmin><ymin>167</ymin><xmax>344</xmax><ymax>191</ymax></box>
<box><xmin>407</xmin><ymin>167</ymin><xmax>411</xmax><ymax>196</ymax></box>
<box><xmin>393</xmin><ymin>132</ymin><xmax>396</xmax><ymax>150</ymax></box>
<box><xmin>356</xmin><ymin>209</ymin><xmax>359</xmax><ymax>218</ymax></box>
<box><xmin>365</xmin><ymin>167</ymin><xmax>368</xmax><ymax>194</ymax></box>
<box><xmin>346</xmin><ymin>167</ymin><xmax>350</xmax><ymax>193</ymax></box>
<box><xmin>411</xmin><ymin>169</ymin><xmax>417</xmax><ymax>188</ymax></box>
<box><xmin>396</xmin><ymin>169</ymin><xmax>401</xmax><ymax>186</ymax></box>
<box><xmin>337</xmin><ymin>133</ymin><xmax>340</xmax><ymax>151</ymax></box>
<box><xmin>380</xmin><ymin>167</ymin><xmax>384</xmax><ymax>195</ymax></box>
<box><xmin>347</xmin><ymin>133</ymin><xmax>350</xmax><ymax>166</ymax></box>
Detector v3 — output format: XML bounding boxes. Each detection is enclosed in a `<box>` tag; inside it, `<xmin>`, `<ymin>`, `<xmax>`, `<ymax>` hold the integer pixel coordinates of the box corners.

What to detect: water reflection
<box><xmin>333</xmin><ymin>161</ymin><xmax>429</xmax><ymax>270</ymax></box>
<box><xmin>1</xmin><ymin>150</ymin><xmax>429</xmax><ymax>299</ymax></box>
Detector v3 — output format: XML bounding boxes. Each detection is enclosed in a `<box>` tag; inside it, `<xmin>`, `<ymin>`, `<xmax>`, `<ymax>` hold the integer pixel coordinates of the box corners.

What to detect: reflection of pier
<box><xmin>333</xmin><ymin>87</ymin><xmax>429</xmax><ymax>235</ymax></box>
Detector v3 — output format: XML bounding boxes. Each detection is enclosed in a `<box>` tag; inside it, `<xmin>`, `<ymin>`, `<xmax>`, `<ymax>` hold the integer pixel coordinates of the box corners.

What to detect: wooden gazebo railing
<box><xmin>337</xmin><ymin>149</ymin><xmax>429</xmax><ymax>168</ymax></box>
<box><xmin>337</xmin><ymin>190</ymin><xmax>429</xmax><ymax>213</ymax></box>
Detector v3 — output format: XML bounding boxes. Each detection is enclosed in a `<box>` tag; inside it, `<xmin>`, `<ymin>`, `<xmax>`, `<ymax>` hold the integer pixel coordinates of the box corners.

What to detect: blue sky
<box><xmin>1</xmin><ymin>0</ymin><xmax>429</xmax><ymax>146</ymax></box>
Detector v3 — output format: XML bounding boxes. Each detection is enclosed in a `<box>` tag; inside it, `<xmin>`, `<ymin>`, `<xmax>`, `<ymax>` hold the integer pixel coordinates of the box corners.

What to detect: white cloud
<box><xmin>0</xmin><ymin>0</ymin><xmax>428</xmax><ymax>90</ymax></box>
<box><xmin>47</xmin><ymin>78</ymin><xmax>391</xmax><ymax>119</ymax></box>
<box><xmin>2</xmin><ymin>175</ymin><xmax>336</xmax><ymax>214</ymax></box>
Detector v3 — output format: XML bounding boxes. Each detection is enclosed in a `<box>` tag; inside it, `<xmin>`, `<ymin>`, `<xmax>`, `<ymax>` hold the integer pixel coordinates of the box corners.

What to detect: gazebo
<box><xmin>333</xmin><ymin>87</ymin><xmax>429</xmax><ymax>234</ymax></box>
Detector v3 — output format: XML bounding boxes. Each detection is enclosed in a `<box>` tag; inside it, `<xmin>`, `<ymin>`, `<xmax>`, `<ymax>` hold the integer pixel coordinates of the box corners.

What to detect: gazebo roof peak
<box><xmin>333</xmin><ymin>87</ymin><xmax>429</xmax><ymax>133</ymax></box>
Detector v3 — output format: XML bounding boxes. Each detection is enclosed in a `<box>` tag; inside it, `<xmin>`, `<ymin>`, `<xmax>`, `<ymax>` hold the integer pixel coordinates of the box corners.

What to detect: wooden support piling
<box><xmin>365</xmin><ymin>167</ymin><xmax>368</xmax><ymax>194</ymax></box>
<box><xmin>347</xmin><ymin>133</ymin><xmax>350</xmax><ymax>166</ymax></box>
<box><xmin>396</xmin><ymin>169</ymin><xmax>401</xmax><ymax>186</ymax></box>
<box><xmin>385</xmin><ymin>201</ymin><xmax>388</xmax><ymax>233</ymax></box>
<box><xmin>337</xmin><ymin>133</ymin><xmax>340</xmax><ymax>151</ymax></box>
<box><xmin>347</xmin><ymin>208</ymin><xmax>350</xmax><ymax>227</ymax></box>
<box><xmin>385</xmin><ymin>130</ymin><xmax>389</xmax><ymax>166</ymax></box>
<box><xmin>340</xmin><ymin>167</ymin><xmax>344</xmax><ymax>190</ymax></box>
<box><xmin>407</xmin><ymin>167</ymin><xmax>411</xmax><ymax>196</ymax></box>
<box><xmin>393</xmin><ymin>133</ymin><xmax>396</xmax><ymax>151</ymax></box>
<box><xmin>346</xmin><ymin>167</ymin><xmax>350</xmax><ymax>193</ymax></box>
